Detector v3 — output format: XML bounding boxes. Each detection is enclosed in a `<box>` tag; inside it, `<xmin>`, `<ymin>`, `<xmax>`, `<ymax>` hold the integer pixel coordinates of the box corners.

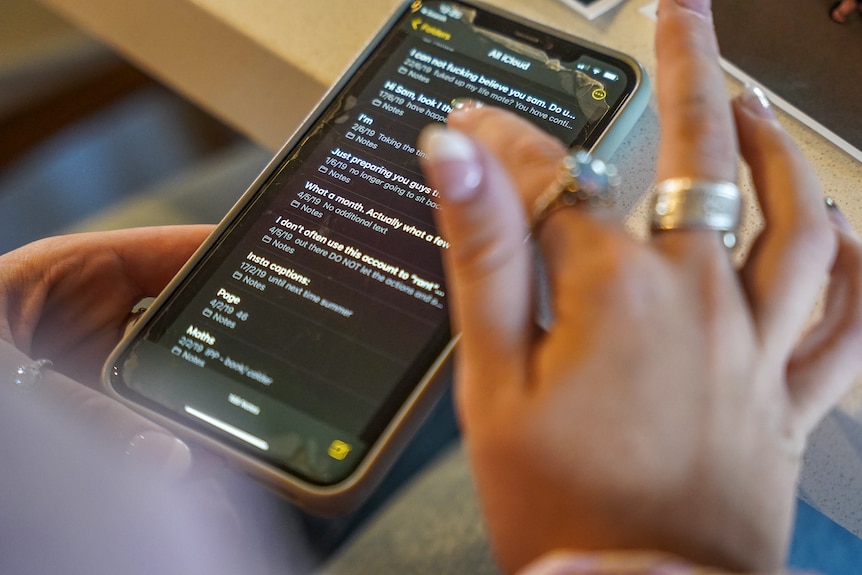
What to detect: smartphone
<box><xmin>104</xmin><ymin>0</ymin><xmax>649</xmax><ymax>514</ymax></box>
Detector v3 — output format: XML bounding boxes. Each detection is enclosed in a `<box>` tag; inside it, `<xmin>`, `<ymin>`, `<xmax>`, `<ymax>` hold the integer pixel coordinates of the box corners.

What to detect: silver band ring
<box><xmin>650</xmin><ymin>178</ymin><xmax>742</xmax><ymax>248</ymax></box>
<box><xmin>531</xmin><ymin>149</ymin><xmax>619</xmax><ymax>230</ymax></box>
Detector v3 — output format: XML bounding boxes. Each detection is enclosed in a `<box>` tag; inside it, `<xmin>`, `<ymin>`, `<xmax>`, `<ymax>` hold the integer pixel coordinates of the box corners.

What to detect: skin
<box><xmin>0</xmin><ymin>226</ymin><xmax>309</xmax><ymax>574</ymax></box>
<box><xmin>0</xmin><ymin>225</ymin><xmax>211</xmax><ymax>384</ymax></box>
<box><xmin>0</xmin><ymin>226</ymin><xmax>211</xmax><ymax>468</ymax></box>
<box><xmin>419</xmin><ymin>0</ymin><xmax>862</xmax><ymax>572</ymax></box>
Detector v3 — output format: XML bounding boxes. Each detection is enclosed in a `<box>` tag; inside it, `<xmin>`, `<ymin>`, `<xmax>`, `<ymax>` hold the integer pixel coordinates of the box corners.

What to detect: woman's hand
<box><xmin>0</xmin><ymin>225</ymin><xmax>211</xmax><ymax>474</ymax></box>
<box><xmin>419</xmin><ymin>0</ymin><xmax>862</xmax><ymax>571</ymax></box>
<box><xmin>0</xmin><ymin>225</ymin><xmax>211</xmax><ymax>385</ymax></box>
<box><xmin>0</xmin><ymin>225</ymin><xmax>319</xmax><ymax>574</ymax></box>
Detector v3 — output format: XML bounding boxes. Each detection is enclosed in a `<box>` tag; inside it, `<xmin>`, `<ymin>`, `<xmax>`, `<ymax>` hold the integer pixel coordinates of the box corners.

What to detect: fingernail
<box><xmin>739</xmin><ymin>84</ymin><xmax>776</xmax><ymax>120</ymax></box>
<box><xmin>419</xmin><ymin>126</ymin><xmax>483</xmax><ymax>202</ymax></box>
<box><xmin>450</xmin><ymin>97</ymin><xmax>484</xmax><ymax>112</ymax></box>
<box><xmin>126</xmin><ymin>430</ymin><xmax>193</xmax><ymax>481</ymax></box>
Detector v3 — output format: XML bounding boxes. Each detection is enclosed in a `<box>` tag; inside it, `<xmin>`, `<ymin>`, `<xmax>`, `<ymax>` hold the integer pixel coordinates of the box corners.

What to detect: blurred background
<box><xmin>0</xmin><ymin>0</ymin><xmax>270</xmax><ymax>253</ymax></box>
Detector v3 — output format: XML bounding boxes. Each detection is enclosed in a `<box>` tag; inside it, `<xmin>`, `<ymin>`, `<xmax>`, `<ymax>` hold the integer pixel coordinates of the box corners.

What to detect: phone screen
<box><xmin>109</xmin><ymin>0</ymin><xmax>639</xmax><ymax>487</ymax></box>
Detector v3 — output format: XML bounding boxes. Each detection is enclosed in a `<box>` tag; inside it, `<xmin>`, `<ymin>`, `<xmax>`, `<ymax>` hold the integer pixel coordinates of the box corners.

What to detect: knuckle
<box><xmin>452</xmin><ymin>105</ymin><xmax>566</xmax><ymax>200</ymax></box>
<box><xmin>463</xmin><ymin>107</ymin><xmax>564</xmax><ymax>168</ymax></box>
<box><xmin>665</xmin><ymin>105</ymin><xmax>737</xmax><ymax>177</ymax></box>
<box><xmin>490</xmin><ymin>130</ymin><xmax>564</xmax><ymax>192</ymax></box>
<box><xmin>502</xmin><ymin>129</ymin><xmax>564</xmax><ymax>168</ymax></box>
<box><xmin>556</xmin><ymin>234</ymin><xmax>657</xmax><ymax>311</ymax></box>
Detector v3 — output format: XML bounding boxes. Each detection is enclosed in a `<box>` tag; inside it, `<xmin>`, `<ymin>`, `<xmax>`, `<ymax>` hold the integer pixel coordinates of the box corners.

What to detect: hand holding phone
<box><xmin>104</xmin><ymin>0</ymin><xmax>649</xmax><ymax>514</ymax></box>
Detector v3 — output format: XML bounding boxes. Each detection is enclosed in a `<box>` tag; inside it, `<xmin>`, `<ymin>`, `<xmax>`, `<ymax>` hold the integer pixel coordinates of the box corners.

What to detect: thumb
<box><xmin>418</xmin><ymin>126</ymin><xmax>533</xmax><ymax>402</ymax></box>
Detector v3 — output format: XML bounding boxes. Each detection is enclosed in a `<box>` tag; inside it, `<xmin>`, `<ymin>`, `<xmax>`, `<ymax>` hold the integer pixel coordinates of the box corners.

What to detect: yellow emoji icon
<box><xmin>592</xmin><ymin>88</ymin><xmax>607</xmax><ymax>101</ymax></box>
<box><xmin>328</xmin><ymin>439</ymin><xmax>352</xmax><ymax>461</ymax></box>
